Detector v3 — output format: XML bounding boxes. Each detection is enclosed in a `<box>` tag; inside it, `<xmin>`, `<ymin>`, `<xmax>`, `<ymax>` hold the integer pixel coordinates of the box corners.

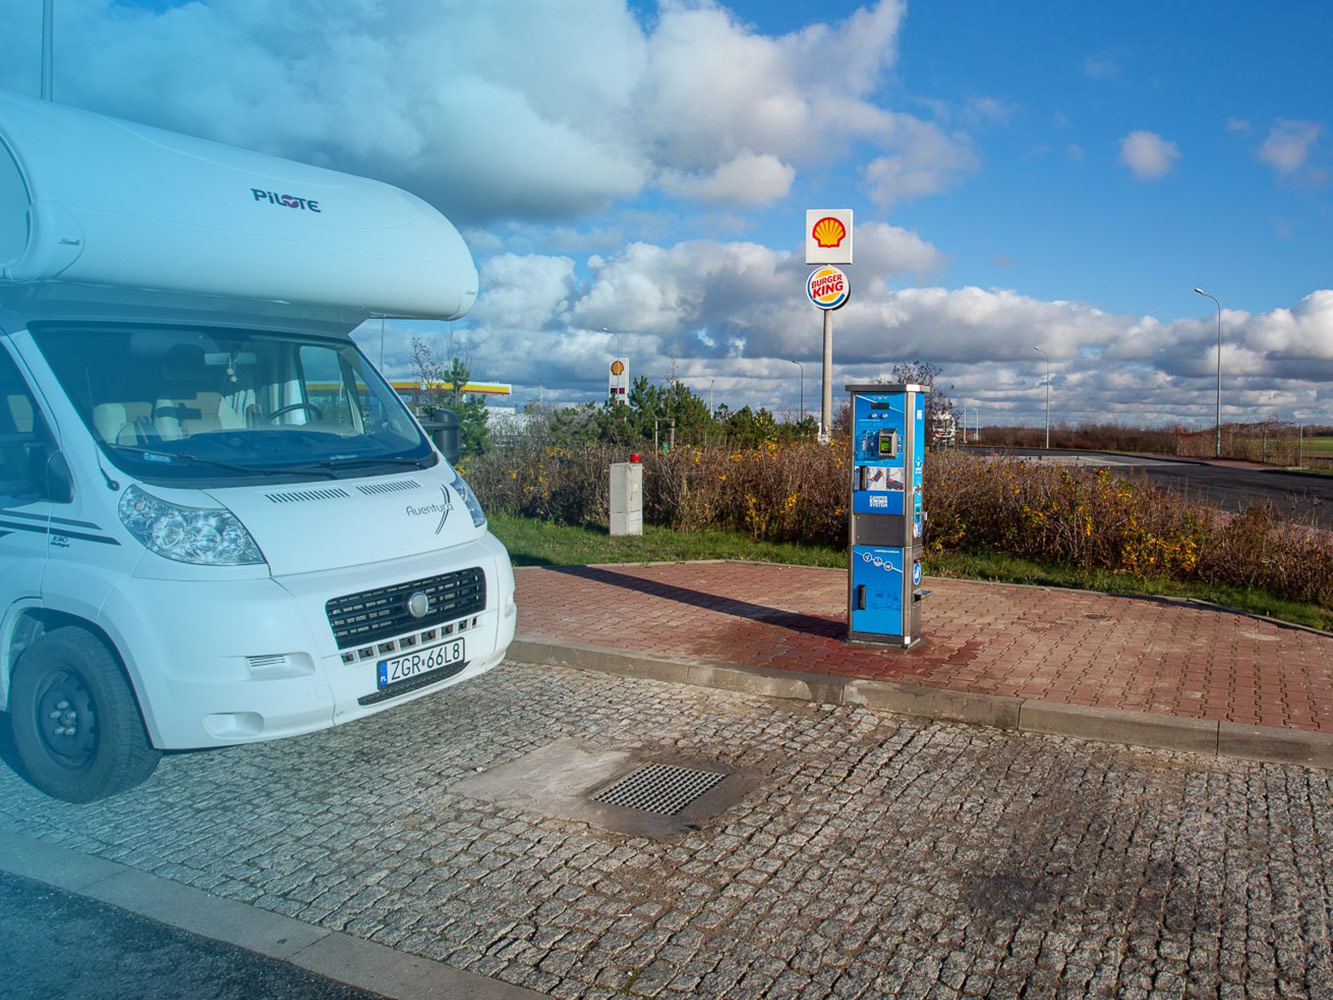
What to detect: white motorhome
<box><xmin>0</xmin><ymin>91</ymin><xmax>515</xmax><ymax>802</ymax></box>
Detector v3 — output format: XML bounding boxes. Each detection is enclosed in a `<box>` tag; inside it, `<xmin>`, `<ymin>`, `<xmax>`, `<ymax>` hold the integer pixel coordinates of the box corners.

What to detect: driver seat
<box><xmin>152</xmin><ymin>345</ymin><xmax>244</xmax><ymax>440</ymax></box>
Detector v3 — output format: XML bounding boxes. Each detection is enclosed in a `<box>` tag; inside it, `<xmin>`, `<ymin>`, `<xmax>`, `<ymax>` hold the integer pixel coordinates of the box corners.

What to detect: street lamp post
<box><xmin>1033</xmin><ymin>346</ymin><xmax>1050</xmax><ymax>450</ymax></box>
<box><xmin>1194</xmin><ymin>288</ymin><xmax>1222</xmax><ymax>459</ymax></box>
<box><xmin>789</xmin><ymin>360</ymin><xmax>804</xmax><ymax>422</ymax></box>
<box><xmin>709</xmin><ymin>378</ymin><xmax>715</xmax><ymax>415</ymax></box>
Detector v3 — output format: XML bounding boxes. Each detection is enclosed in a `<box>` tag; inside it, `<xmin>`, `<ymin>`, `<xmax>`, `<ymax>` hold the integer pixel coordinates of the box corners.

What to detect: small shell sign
<box><xmin>805</xmin><ymin>208</ymin><xmax>853</xmax><ymax>264</ymax></box>
<box><xmin>807</xmin><ymin>266</ymin><xmax>849</xmax><ymax>310</ymax></box>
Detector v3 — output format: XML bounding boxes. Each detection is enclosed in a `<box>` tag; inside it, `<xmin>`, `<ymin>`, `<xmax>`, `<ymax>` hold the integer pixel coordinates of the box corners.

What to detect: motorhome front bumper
<box><xmin>97</xmin><ymin>532</ymin><xmax>517</xmax><ymax>748</ymax></box>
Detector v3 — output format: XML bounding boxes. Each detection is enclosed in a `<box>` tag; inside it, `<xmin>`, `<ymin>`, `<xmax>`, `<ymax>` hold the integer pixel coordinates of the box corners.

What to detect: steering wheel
<box><xmin>264</xmin><ymin>402</ymin><xmax>323</xmax><ymax>423</ymax></box>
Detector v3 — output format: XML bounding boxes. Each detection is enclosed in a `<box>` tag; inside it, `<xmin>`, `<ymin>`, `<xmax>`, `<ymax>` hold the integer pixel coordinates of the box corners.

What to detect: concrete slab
<box><xmin>290</xmin><ymin>931</ymin><xmax>548</xmax><ymax>1000</ymax></box>
<box><xmin>82</xmin><ymin>868</ymin><xmax>330</xmax><ymax>960</ymax></box>
<box><xmin>0</xmin><ymin>832</ymin><xmax>131</xmax><ymax>892</ymax></box>
<box><xmin>1019</xmin><ymin>701</ymin><xmax>1220</xmax><ymax>755</ymax></box>
<box><xmin>844</xmin><ymin>677</ymin><xmax>1024</xmax><ymax>728</ymax></box>
<box><xmin>1217</xmin><ymin>722</ymin><xmax>1333</xmax><ymax>767</ymax></box>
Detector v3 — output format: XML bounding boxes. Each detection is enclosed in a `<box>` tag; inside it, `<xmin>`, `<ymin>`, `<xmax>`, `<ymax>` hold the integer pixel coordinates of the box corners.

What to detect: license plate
<box><xmin>377</xmin><ymin>637</ymin><xmax>465</xmax><ymax>689</ymax></box>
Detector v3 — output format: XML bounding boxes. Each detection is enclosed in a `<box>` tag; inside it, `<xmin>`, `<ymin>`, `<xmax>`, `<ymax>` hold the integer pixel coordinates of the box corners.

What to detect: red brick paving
<box><xmin>515</xmin><ymin>562</ymin><xmax>1333</xmax><ymax>733</ymax></box>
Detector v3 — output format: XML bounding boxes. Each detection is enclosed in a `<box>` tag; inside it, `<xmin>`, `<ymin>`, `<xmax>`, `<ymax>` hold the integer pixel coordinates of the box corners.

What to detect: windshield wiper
<box><xmin>295</xmin><ymin>455</ymin><xmax>434</xmax><ymax>472</ymax></box>
<box><xmin>111</xmin><ymin>446</ymin><xmax>337</xmax><ymax>479</ymax></box>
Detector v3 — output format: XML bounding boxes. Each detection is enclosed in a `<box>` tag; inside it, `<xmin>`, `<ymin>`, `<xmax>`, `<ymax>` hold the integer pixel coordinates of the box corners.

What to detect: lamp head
<box><xmin>1193</xmin><ymin>288</ymin><xmax>1205</xmax><ymax>295</ymax></box>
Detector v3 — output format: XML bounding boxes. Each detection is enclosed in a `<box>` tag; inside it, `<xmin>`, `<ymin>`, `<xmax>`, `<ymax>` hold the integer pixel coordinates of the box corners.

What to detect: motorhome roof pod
<box><xmin>0</xmin><ymin>89</ymin><xmax>477</xmax><ymax>329</ymax></box>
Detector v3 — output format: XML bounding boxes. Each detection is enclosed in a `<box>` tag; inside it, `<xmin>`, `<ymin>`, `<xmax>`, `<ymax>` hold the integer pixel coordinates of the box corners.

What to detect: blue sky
<box><xmin>2</xmin><ymin>1</ymin><xmax>1331</xmax><ymax>428</ymax></box>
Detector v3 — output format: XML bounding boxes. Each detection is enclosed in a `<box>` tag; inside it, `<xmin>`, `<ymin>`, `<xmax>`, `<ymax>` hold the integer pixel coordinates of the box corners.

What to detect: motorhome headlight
<box><xmin>118</xmin><ymin>486</ymin><xmax>266</xmax><ymax>566</ymax></box>
<box><xmin>448</xmin><ymin>467</ymin><xmax>487</xmax><ymax>528</ymax></box>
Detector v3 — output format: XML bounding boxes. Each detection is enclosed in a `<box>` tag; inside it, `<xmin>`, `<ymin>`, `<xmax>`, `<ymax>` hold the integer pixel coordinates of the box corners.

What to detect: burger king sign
<box><xmin>806</xmin><ymin>266</ymin><xmax>849</xmax><ymax>310</ymax></box>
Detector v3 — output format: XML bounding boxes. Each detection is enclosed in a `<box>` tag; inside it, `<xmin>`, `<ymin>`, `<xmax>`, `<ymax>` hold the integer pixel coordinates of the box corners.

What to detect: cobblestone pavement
<box><xmin>3</xmin><ymin>662</ymin><xmax>1333</xmax><ymax>999</ymax></box>
<box><xmin>516</xmin><ymin>564</ymin><xmax>1333</xmax><ymax>732</ymax></box>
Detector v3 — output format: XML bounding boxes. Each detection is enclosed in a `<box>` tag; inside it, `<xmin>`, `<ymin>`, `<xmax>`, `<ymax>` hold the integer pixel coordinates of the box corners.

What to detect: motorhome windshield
<box><xmin>28</xmin><ymin>323</ymin><xmax>434</xmax><ymax>485</ymax></box>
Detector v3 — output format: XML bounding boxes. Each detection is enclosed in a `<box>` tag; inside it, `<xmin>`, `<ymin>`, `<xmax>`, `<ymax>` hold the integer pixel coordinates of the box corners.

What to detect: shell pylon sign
<box><xmin>805</xmin><ymin>208</ymin><xmax>853</xmax><ymax>265</ymax></box>
<box><xmin>608</xmin><ymin>357</ymin><xmax>630</xmax><ymax>404</ymax></box>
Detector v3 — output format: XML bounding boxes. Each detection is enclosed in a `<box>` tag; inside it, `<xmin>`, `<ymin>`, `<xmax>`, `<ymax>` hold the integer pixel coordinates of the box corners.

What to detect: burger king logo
<box><xmin>806</xmin><ymin>266</ymin><xmax>849</xmax><ymax>310</ymax></box>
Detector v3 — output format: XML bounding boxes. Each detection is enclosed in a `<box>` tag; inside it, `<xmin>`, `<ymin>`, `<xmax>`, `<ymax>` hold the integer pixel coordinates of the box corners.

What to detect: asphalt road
<box><xmin>981</xmin><ymin>447</ymin><xmax>1333</xmax><ymax>526</ymax></box>
<box><xmin>0</xmin><ymin>870</ymin><xmax>387</xmax><ymax>1000</ymax></box>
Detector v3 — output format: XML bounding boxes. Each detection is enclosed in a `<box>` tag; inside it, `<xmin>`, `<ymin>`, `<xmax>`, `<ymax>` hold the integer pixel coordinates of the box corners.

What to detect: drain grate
<box><xmin>593</xmin><ymin>763</ymin><xmax>727</xmax><ymax>816</ymax></box>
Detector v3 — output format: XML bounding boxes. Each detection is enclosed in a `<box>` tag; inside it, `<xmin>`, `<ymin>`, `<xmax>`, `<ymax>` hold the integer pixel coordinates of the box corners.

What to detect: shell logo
<box><xmin>610</xmin><ymin>360</ymin><xmax>625</xmax><ymax>376</ymax></box>
<box><xmin>806</xmin><ymin>266</ymin><xmax>849</xmax><ymax>310</ymax></box>
<box><xmin>811</xmin><ymin>216</ymin><xmax>847</xmax><ymax>249</ymax></box>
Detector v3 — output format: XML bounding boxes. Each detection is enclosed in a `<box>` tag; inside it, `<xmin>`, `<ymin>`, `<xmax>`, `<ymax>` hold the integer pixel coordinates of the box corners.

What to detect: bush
<box><xmin>466</xmin><ymin>434</ymin><xmax>1333</xmax><ymax>611</ymax></box>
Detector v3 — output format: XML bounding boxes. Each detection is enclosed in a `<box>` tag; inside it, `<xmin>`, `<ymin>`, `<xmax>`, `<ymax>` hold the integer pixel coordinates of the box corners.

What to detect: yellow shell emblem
<box><xmin>812</xmin><ymin>216</ymin><xmax>847</xmax><ymax>249</ymax></box>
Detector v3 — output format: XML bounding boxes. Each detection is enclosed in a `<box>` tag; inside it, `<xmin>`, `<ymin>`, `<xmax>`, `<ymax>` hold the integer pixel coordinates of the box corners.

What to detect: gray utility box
<box><xmin>610</xmin><ymin>462</ymin><xmax>643</xmax><ymax>536</ymax></box>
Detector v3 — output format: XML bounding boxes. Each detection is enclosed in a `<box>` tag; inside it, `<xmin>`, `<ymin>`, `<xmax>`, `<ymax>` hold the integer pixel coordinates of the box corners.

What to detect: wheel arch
<box><xmin>1</xmin><ymin>607</ymin><xmax>158</xmax><ymax>747</ymax></box>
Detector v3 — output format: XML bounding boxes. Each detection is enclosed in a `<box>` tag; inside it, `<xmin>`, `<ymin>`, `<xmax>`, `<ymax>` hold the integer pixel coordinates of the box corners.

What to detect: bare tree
<box><xmin>890</xmin><ymin>362</ymin><xmax>954</xmax><ymax>429</ymax></box>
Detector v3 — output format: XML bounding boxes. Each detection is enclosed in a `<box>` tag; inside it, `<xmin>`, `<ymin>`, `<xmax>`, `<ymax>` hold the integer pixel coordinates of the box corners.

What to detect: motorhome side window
<box><xmin>0</xmin><ymin>349</ymin><xmax>57</xmax><ymax>506</ymax></box>
<box><xmin>300</xmin><ymin>344</ymin><xmax>364</xmax><ymax>428</ymax></box>
<box><xmin>27</xmin><ymin>323</ymin><xmax>434</xmax><ymax>486</ymax></box>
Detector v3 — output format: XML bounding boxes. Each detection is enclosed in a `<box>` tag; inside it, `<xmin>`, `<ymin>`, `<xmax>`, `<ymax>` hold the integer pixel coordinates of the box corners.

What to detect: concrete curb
<box><xmin>0</xmin><ymin>835</ymin><xmax>548</xmax><ymax>1000</ymax></box>
<box><xmin>509</xmin><ymin>638</ymin><xmax>1333</xmax><ymax>769</ymax></box>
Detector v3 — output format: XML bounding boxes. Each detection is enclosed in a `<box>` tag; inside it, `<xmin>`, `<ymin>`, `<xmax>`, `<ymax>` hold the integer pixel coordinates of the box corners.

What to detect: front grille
<box><xmin>357</xmin><ymin>658</ymin><xmax>469</xmax><ymax>706</ymax></box>
<box><xmin>326</xmin><ymin>567</ymin><xmax>486</xmax><ymax>650</ymax></box>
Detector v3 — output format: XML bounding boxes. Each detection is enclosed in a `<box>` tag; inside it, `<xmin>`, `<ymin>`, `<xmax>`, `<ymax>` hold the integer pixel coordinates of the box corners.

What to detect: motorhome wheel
<box><xmin>10</xmin><ymin>628</ymin><xmax>161</xmax><ymax>803</ymax></box>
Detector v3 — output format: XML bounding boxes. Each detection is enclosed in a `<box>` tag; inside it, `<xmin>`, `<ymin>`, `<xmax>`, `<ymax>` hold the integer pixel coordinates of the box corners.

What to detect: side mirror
<box><xmin>420</xmin><ymin>410</ymin><xmax>461</xmax><ymax>465</ymax></box>
<box><xmin>44</xmin><ymin>450</ymin><xmax>73</xmax><ymax>503</ymax></box>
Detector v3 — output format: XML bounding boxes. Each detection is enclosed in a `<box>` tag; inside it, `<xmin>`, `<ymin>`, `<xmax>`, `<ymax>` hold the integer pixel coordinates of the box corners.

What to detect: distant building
<box><xmin>487</xmin><ymin>405</ymin><xmax>534</xmax><ymax>444</ymax></box>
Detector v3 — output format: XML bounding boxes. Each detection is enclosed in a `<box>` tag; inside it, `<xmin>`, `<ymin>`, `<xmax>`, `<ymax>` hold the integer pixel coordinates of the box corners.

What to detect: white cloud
<box><xmin>470</xmin><ymin>254</ymin><xmax>577</xmax><ymax>332</ymax></box>
<box><xmin>408</xmin><ymin>235</ymin><xmax>1333</xmax><ymax>425</ymax></box>
<box><xmin>1247</xmin><ymin>290</ymin><xmax>1333</xmax><ymax>359</ymax></box>
<box><xmin>1118</xmin><ymin>130</ymin><xmax>1180</xmax><ymax>179</ymax></box>
<box><xmin>659</xmin><ymin>153</ymin><xmax>796</xmax><ymax>206</ymax></box>
<box><xmin>863</xmin><ymin>118</ymin><xmax>978</xmax><ymax>206</ymax></box>
<box><xmin>850</xmin><ymin>222</ymin><xmax>948</xmax><ymax>278</ymax></box>
<box><xmin>0</xmin><ymin>0</ymin><xmax>970</xmax><ymax>220</ymax></box>
<box><xmin>1082</xmin><ymin>55</ymin><xmax>1119</xmax><ymax>80</ymax></box>
<box><xmin>1257</xmin><ymin>119</ymin><xmax>1323</xmax><ymax>175</ymax></box>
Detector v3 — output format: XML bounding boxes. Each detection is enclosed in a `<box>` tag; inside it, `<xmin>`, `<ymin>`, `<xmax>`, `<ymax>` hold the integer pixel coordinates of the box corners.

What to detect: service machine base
<box><xmin>846</xmin><ymin>383</ymin><xmax>931</xmax><ymax>649</ymax></box>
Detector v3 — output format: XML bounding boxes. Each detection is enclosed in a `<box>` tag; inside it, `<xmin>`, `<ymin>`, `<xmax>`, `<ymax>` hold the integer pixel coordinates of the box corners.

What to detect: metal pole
<box><xmin>602</xmin><ymin>327</ymin><xmax>621</xmax><ymax>361</ymax></box>
<box><xmin>1033</xmin><ymin>346</ymin><xmax>1049</xmax><ymax>449</ymax></box>
<box><xmin>820</xmin><ymin>310</ymin><xmax>833</xmax><ymax>443</ymax></box>
<box><xmin>710</xmin><ymin>379</ymin><xmax>715</xmax><ymax>415</ymax></box>
<box><xmin>41</xmin><ymin>0</ymin><xmax>54</xmax><ymax>101</ymax></box>
<box><xmin>789</xmin><ymin>360</ymin><xmax>804</xmax><ymax>422</ymax></box>
<box><xmin>1194</xmin><ymin>289</ymin><xmax>1222</xmax><ymax>459</ymax></box>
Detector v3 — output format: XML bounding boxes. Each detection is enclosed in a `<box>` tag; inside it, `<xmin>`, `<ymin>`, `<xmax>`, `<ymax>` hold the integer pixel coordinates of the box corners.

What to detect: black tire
<box><xmin>10</xmin><ymin>627</ymin><xmax>160</xmax><ymax>803</ymax></box>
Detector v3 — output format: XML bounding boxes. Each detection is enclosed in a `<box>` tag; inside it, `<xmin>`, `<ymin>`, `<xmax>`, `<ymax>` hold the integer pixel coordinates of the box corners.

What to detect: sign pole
<box><xmin>805</xmin><ymin>209</ymin><xmax>852</xmax><ymax>446</ymax></box>
<box><xmin>820</xmin><ymin>309</ymin><xmax>833</xmax><ymax>444</ymax></box>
